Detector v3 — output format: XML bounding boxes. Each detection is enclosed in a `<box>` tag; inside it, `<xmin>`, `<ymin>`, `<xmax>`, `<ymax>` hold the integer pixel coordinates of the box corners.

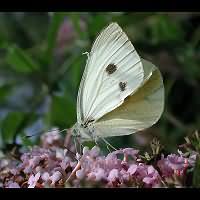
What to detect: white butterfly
<box><xmin>71</xmin><ymin>22</ymin><xmax>164</xmax><ymax>143</ymax></box>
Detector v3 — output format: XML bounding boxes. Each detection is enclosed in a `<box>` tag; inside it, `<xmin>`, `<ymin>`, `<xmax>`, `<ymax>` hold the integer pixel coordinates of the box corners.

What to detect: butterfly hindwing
<box><xmin>94</xmin><ymin>59</ymin><xmax>164</xmax><ymax>138</ymax></box>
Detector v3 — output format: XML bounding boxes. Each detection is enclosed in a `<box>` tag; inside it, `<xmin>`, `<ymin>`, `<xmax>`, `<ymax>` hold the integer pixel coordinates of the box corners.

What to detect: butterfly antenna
<box><xmin>45</xmin><ymin>128</ymin><xmax>68</xmax><ymax>135</ymax></box>
<box><xmin>24</xmin><ymin>128</ymin><xmax>68</xmax><ymax>139</ymax></box>
<box><xmin>23</xmin><ymin>130</ymin><xmax>43</xmax><ymax>139</ymax></box>
<box><xmin>57</xmin><ymin>128</ymin><xmax>68</xmax><ymax>134</ymax></box>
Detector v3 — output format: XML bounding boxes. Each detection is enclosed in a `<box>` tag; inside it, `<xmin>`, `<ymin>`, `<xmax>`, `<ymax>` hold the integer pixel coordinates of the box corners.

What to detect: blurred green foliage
<box><xmin>0</xmin><ymin>12</ymin><xmax>199</xmax><ymax>152</ymax></box>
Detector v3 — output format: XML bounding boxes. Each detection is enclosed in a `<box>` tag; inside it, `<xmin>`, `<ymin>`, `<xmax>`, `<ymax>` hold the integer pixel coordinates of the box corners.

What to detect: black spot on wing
<box><xmin>106</xmin><ymin>63</ymin><xmax>117</xmax><ymax>75</ymax></box>
<box><xmin>119</xmin><ymin>82</ymin><xmax>127</xmax><ymax>91</ymax></box>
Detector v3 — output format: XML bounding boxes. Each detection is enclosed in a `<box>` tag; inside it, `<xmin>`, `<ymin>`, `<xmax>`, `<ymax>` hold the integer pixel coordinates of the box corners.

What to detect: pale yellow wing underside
<box><xmin>94</xmin><ymin>59</ymin><xmax>164</xmax><ymax>138</ymax></box>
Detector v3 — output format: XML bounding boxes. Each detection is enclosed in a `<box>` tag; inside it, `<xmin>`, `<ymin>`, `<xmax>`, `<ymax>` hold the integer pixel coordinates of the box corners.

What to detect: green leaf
<box><xmin>0</xmin><ymin>33</ymin><xmax>9</xmax><ymax>49</ymax></box>
<box><xmin>149</xmin><ymin>15</ymin><xmax>184</xmax><ymax>45</ymax></box>
<box><xmin>68</xmin><ymin>13</ymin><xmax>87</xmax><ymax>40</ymax></box>
<box><xmin>49</xmin><ymin>95</ymin><xmax>76</xmax><ymax>129</ymax></box>
<box><xmin>67</xmin><ymin>55</ymin><xmax>84</xmax><ymax>92</ymax></box>
<box><xmin>0</xmin><ymin>112</ymin><xmax>25</xmax><ymax>144</ymax></box>
<box><xmin>177</xmin><ymin>45</ymin><xmax>200</xmax><ymax>81</ymax></box>
<box><xmin>6</xmin><ymin>45</ymin><xmax>40</xmax><ymax>74</ymax></box>
<box><xmin>21</xmin><ymin>134</ymin><xmax>35</xmax><ymax>147</ymax></box>
<box><xmin>88</xmin><ymin>14</ymin><xmax>108</xmax><ymax>37</ymax></box>
<box><xmin>0</xmin><ymin>84</ymin><xmax>13</xmax><ymax>103</ymax></box>
<box><xmin>192</xmin><ymin>157</ymin><xmax>200</xmax><ymax>187</ymax></box>
<box><xmin>44</xmin><ymin>12</ymin><xmax>66</xmax><ymax>65</ymax></box>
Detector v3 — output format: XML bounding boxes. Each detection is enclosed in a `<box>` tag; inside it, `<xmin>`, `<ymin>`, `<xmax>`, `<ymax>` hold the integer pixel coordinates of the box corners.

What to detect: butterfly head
<box><xmin>71</xmin><ymin>122</ymin><xmax>93</xmax><ymax>142</ymax></box>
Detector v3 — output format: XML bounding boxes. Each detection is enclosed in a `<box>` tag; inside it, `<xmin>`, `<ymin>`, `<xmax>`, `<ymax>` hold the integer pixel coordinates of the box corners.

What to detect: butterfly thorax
<box><xmin>71</xmin><ymin>122</ymin><xmax>95</xmax><ymax>142</ymax></box>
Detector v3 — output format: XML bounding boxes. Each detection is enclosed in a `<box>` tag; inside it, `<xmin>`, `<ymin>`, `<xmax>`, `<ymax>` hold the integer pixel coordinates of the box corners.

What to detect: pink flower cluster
<box><xmin>158</xmin><ymin>152</ymin><xmax>197</xmax><ymax>177</ymax></box>
<box><xmin>75</xmin><ymin>147</ymin><xmax>161</xmax><ymax>187</ymax></box>
<box><xmin>0</xmin><ymin>130</ymin><xmax>197</xmax><ymax>188</ymax></box>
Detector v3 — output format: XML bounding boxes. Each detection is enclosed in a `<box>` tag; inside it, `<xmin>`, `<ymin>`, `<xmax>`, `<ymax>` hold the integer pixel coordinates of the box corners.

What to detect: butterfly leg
<box><xmin>96</xmin><ymin>137</ymin><xmax>111</xmax><ymax>153</ymax></box>
<box><xmin>100</xmin><ymin>137</ymin><xmax>118</xmax><ymax>151</ymax></box>
<box><xmin>93</xmin><ymin>136</ymin><xmax>102</xmax><ymax>150</ymax></box>
<box><xmin>78</xmin><ymin>140</ymin><xmax>84</xmax><ymax>155</ymax></box>
<box><xmin>73</xmin><ymin>136</ymin><xmax>79</xmax><ymax>155</ymax></box>
<box><xmin>74</xmin><ymin>136</ymin><xmax>85</xmax><ymax>157</ymax></box>
<box><xmin>106</xmin><ymin>143</ymin><xmax>112</xmax><ymax>153</ymax></box>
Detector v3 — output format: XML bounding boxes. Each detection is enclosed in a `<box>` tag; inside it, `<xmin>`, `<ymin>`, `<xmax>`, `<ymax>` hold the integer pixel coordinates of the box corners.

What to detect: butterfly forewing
<box><xmin>77</xmin><ymin>23</ymin><xmax>144</xmax><ymax>125</ymax></box>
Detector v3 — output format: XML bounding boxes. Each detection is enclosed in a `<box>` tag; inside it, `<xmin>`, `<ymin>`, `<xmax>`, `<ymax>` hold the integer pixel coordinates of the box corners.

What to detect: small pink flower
<box><xmin>167</xmin><ymin>154</ymin><xmax>185</xmax><ymax>170</ymax></box>
<box><xmin>142</xmin><ymin>166</ymin><xmax>160</xmax><ymax>186</ymax></box>
<box><xmin>41</xmin><ymin>172</ymin><xmax>50</xmax><ymax>182</ymax></box>
<box><xmin>89</xmin><ymin>146</ymin><xmax>100</xmax><ymax>158</ymax></box>
<box><xmin>134</xmin><ymin>164</ymin><xmax>148</xmax><ymax>179</ymax></box>
<box><xmin>94</xmin><ymin>168</ymin><xmax>106</xmax><ymax>181</ymax></box>
<box><xmin>120</xmin><ymin>169</ymin><xmax>130</xmax><ymax>182</ymax></box>
<box><xmin>123</xmin><ymin>148</ymin><xmax>139</xmax><ymax>159</ymax></box>
<box><xmin>56</xmin><ymin>149</ymin><xmax>65</xmax><ymax>160</ymax></box>
<box><xmin>41</xmin><ymin>128</ymin><xmax>62</xmax><ymax>148</ymax></box>
<box><xmin>157</xmin><ymin>156</ymin><xmax>174</xmax><ymax>177</ymax></box>
<box><xmin>7</xmin><ymin>182</ymin><xmax>20</xmax><ymax>188</ymax></box>
<box><xmin>105</xmin><ymin>153</ymin><xmax>122</xmax><ymax>170</ymax></box>
<box><xmin>28</xmin><ymin>172</ymin><xmax>41</xmax><ymax>188</ymax></box>
<box><xmin>10</xmin><ymin>168</ymin><xmax>18</xmax><ymax>175</ymax></box>
<box><xmin>29</xmin><ymin>156</ymin><xmax>41</xmax><ymax>168</ymax></box>
<box><xmin>128</xmin><ymin>164</ymin><xmax>138</xmax><ymax>175</ymax></box>
<box><xmin>60</xmin><ymin>157</ymin><xmax>70</xmax><ymax>170</ymax></box>
<box><xmin>157</xmin><ymin>152</ymin><xmax>196</xmax><ymax>178</ymax></box>
<box><xmin>188</xmin><ymin>153</ymin><xmax>197</xmax><ymax>166</ymax></box>
<box><xmin>76</xmin><ymin>169</ymin><xmax>85</xmax><ymax>180</ymax></box>
<box><xmin>108</xmin><ymin>169</ymin><xmax>119</xmax><ymax>182</ymax></box>
<box><xmin>49</xmin><ymin>171</ymin><xmax>62</xmax><ymax>185</ymax></box>
<box><xmin>87</xmin><ymin>168</ymin><xmax>106</xmax><ymax>182</ymax></box>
